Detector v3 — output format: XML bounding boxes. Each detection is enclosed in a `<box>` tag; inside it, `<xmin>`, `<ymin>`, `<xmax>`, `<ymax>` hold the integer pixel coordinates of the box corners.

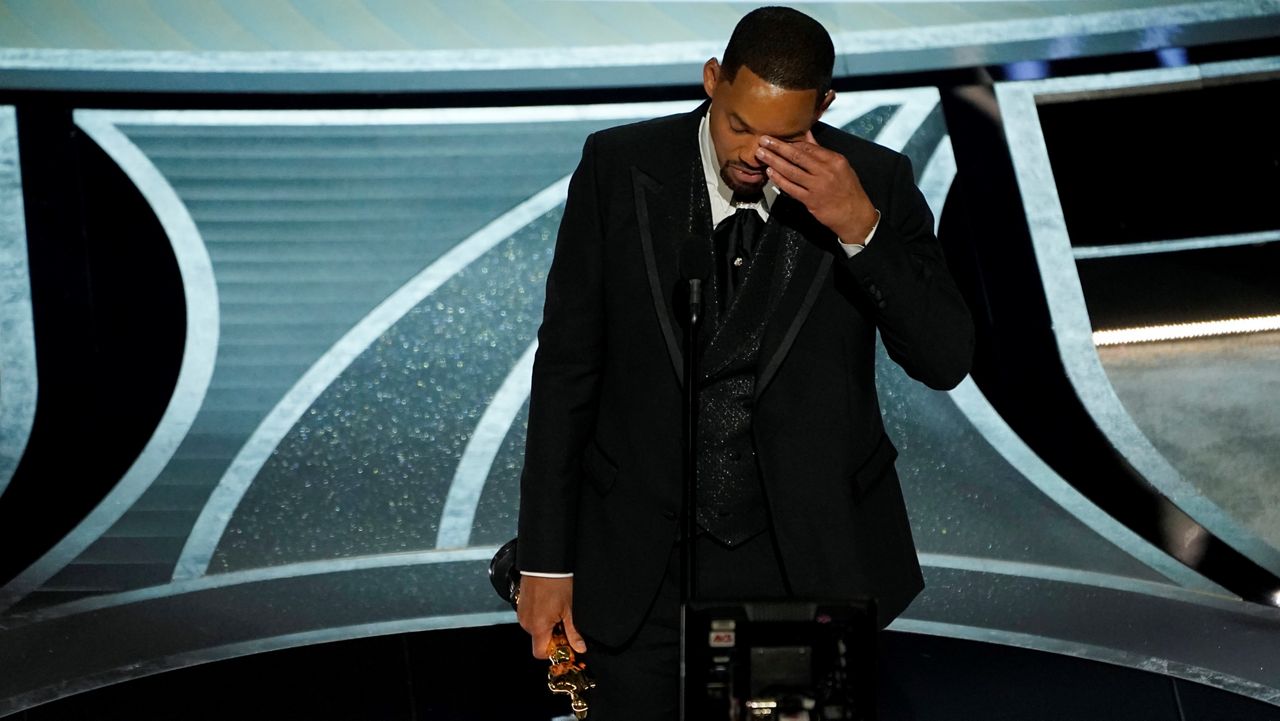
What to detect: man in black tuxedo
<box><xmin>516</xmin><ymin>6</ymin><xmax>973</xmax><ymax>716</ymax></box>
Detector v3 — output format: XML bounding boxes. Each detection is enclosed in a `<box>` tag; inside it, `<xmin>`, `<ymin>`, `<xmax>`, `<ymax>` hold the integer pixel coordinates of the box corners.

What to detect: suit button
<box><xmin>661</xmin><ymin>510</ymin><xmax>677</xmax><ymax>520</ymax></box>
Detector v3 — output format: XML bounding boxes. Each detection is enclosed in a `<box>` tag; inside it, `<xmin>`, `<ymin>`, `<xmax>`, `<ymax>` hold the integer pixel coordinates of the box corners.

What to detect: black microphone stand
<box><xmin>678</xmin><ymin>274</ymin><xmax>704</xmax><ymax>721</ymax></box>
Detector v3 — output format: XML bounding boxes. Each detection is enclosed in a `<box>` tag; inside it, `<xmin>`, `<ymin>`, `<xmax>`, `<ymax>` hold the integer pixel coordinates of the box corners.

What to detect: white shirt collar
<box><xmin>698</xmin><ymin>107</ymin><xmax>779</xmax><ymax>227</ymax></box>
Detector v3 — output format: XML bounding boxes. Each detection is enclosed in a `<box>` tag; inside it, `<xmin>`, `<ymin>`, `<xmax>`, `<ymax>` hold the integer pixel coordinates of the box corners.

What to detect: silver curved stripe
<box><xmin>6</xmin><ymin>545</ymin><xmax>499</xmax><ymax>628</ymax></box>
<box><xmin>4</xmin><ymin>554</ymin><xmax>1266</xmax><ymax>713</ymax></box>
<box><xmin>867</xmin><ymin>88</ymin><xmax>940</xmax><ymax>155</ymax></box>
<box><xmin>0</xmin><ymin>1</ymin><xmax>1269</xmax><ymax>74</ymax></box>
<box><xmin>945</xmin><ymin>379</ymin><xmax>1228</xmax><ymax>593</ymax></box>
<box><xmin>1074</xmin><ymin>229</ymin><xmax>1280</xmax><ymax>259</ymax></box>
<box><xmin>821</xmin><ymin>88</ymin><xmax>924</xmax><ymax>135</ymax></box>
<box><xmin>917</xmin><ymin>554</ymin><xmax>1235</xmax><ymax>610</ymax></box>
<box><xmin>917</xmin><ymin>134</ymin><xmax>955</xmax><ymax>235</ymax></box>
<box><xmin>0</xmin><ymin>107</ymin><xmax>37</xmax><ymax>500</ymax></box>
<box><xmin>996</xmin><ymin>56</ymin><xmax>1280</xmax><ymax>578</ymax></box>
<box><xmin>0</xmin><ymin>112</ymin><xmax>220</xmax><ymax>614</ymax></box>
<box><xmin>914</xmin><ymin>136</ymin><xmax>1223</xmax><ymax>593</ymax></box>
<box><xmin>80</xmin><ymin>101</ymin><xmax>701</xmax><ymax>128</ymax></box>
<box><xmin>894</xmin><ymin>618</ymin><xmax>1279</xmax><ymax>706</ymax></box>
<box><xmin>174</xmin><ymin>174</ymin><xmax>572</xmax><ymax>581</ymax></box>
<box><xmin>435</xmin><ymin>341</ymin><xmax>538</xmax><ymax>549</ymax></box>
<box><xmin>4</xmin><ymin>545</ymin><xmax>1239</xmax><ymax>632</ymax></box>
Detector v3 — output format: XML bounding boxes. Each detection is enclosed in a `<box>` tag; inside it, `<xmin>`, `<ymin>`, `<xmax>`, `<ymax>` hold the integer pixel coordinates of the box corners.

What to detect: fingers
<box><xmin>765</xmin><ymin>165</ymin><xmax>806</xmax><ymax>199</ymax></box>
<box><xmin>524</xmin><ymin>617</ymin><xmax>585</xmax><ymax>659</ymax></box>
<box><xmin>530</xmin><ymin>627</ymin><xmax>552</xmax><ymax>660</ymax></box>
<box><xmin>757</xmin><ymin>134</ymin><xmax>842</xmax><ymax>195</ymax></box>
<box><xmin>759</xmin><ymin>134</ymin><xmax>832</xmax><ymax>170</ymax></box>
<box><xmin>563</xmin><ymin>614</ymin><xmax>588</xmax><ymax>654</ymax></box>
<box><xmin>521</xmin><ymin>610</ymin><xmax>558</xmax><ymax>660</ymax></box>
<box><xmin>757</xmin><ymin>132</ymin><xmax>873</xmax><ymax>238</ymax></box>
<box><xmin>516</xmin><ymin>575</ymin><xmax>579</xmax><ymax>659</ymax></box>
<box><xmin>756</xmin><ymin>144</ymin><xmax>812</xmax><ymax>190</ymax></box>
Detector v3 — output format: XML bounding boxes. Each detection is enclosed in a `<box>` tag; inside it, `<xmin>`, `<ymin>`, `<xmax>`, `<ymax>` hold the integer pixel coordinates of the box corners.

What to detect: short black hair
<box><xmin>721</xmin><ymin>6</ymin><xmax>835</xmax><ymax>99</ymax></box>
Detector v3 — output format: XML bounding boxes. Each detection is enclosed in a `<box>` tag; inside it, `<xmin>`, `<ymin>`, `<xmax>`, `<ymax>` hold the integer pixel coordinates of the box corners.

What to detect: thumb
<box><xmin>563</xmin><ymin>614</ymin><xmax>588</xmax><ymax>654</ymax></box>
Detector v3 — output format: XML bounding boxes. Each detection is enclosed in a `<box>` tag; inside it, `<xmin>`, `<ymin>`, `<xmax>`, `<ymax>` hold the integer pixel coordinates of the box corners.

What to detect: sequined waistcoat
<box><xmin>694</xmin><ymin>209</ymin><xmax>800</xmax><ymax>547</ymax></box>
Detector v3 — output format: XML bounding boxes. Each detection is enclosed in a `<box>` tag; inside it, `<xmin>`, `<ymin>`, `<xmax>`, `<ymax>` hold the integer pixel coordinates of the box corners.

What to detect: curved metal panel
<box><xmin>995</xmin><ymin>56</ymin><xmax>1280</xmax><ymax>578</ymax></box>
<box><xmin>3</xmin><ymin>546</ymin><xmax>501</xmax><ymax>628</ymax></box>
<box><xmin>897</xmin><ymin>564</ymin><xmax>1280</xmax><ymax>704</ymax></box>
<box><xmin>896</xmin><ymin>616</ymin><xmax>1279</xmax><ymax>706</ymax></box>
<box><xmin>1</xmin><ymin>557</ymin><xmax>1275</xmax><ymax>716</ymax></box>
<box><xmin>944</xmin><ymin>379</ymin><xmax>1227</xmax><ymax>593</ymax></box>
<box><xmin>913</xmin><ymin>117</ymin><xmax>1214</xmax><ymax>590</ymax></box>
<box><xmin>0</xmin><ymin>112</ymin><xmax>220</xmax><ymax>614</ymax></box>
<box><xmin>435</xmin><ymin>340</ymin><xmax>538</xmax><ymax>550</ymax></box>
<box><xmin>173</xmin><ymin>172</ymin><xmax>571</xmax><ymax>580</ymax></box>
<box><xmin>178</xmin><ymin>97</ymin><xmax>897</xmax><ymax>578</ymax></box>
<box><xmin>0</xmin><ymin>106</ymin><xmax>37</xmax><ymax>500</ymax></box>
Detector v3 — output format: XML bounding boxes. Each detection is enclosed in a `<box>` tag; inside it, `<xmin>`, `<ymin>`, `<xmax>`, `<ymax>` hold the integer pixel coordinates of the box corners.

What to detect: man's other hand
<box><xmin>516</xmin><ymin>575</ymin><xmax>587</xmax><ymax>659</ymax></box>
<box><xmin>756</xmin><ymin>131</ymin><xmax>879</xmax><ymax>244</ymax></box>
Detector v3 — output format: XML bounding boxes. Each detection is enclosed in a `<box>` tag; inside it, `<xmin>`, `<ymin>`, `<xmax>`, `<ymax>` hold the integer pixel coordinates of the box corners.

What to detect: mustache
<box><xmin>725</xmin><ymin>160</ymin><xmax>766</xmax><ymax>174</ymax></box>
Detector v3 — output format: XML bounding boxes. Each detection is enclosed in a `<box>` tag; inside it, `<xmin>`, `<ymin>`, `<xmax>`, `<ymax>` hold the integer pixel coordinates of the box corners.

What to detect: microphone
<box><xmin>679</xmin><ymin>240</ymin><xmax>712</xmax><ymax>326</ymax></box>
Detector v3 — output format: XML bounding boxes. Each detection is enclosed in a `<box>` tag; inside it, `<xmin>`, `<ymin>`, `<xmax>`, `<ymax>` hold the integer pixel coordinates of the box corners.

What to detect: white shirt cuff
<box><xmin>838</xmin><ymin>209</ymin><xmax>880</xmax><ymax>258</ymax></box>
<box><xmin>520</xmin><ymin>570</ymin><xmax>574</xmax><ymax>578</ymax></box>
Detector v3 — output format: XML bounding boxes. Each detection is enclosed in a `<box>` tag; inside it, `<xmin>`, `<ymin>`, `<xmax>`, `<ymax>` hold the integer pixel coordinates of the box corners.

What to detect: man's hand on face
<box><xmin>755</xmin><ymin>131</ymin><xmax>879</xmax><ymax>244</ymax></box>
<box><xmin>516</xmin><ymin>575</ymin><xmax>587</xmax><ymax>659</ymax></box>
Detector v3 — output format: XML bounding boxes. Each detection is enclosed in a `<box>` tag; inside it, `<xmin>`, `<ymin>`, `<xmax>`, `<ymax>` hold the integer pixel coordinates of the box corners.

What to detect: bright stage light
<box><xmin>1093</xmin><ymin>314</ymin><xmax>1280</xmax><ymax>347</ymax></box>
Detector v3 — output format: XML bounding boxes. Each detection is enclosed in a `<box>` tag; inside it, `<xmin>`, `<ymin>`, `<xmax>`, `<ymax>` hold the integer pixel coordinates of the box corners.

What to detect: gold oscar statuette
<box><xmin>546</xmin><ymin>620</ymin><xmax>596</xmax><ymax>719</ymax></box>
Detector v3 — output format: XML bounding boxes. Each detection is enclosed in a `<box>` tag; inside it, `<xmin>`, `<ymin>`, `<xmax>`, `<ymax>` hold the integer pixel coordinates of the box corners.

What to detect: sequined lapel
<box><xmin>753</xmin><ymin>194</ymin><xmax>835</xmax><ymax>400</ymax></box>
<box><xmin>633</xmin><ymin>125</ymin><xmax>712</xmax><ymax>386</ymax></box>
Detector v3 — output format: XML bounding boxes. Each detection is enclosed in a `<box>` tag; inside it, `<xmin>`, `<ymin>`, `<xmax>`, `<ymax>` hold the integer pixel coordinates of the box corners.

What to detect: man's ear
<box><xmin>815</xmin><ymin>89</ymin><xmax>836</xmax><ymax>120</ymax></box>
<box><xmin>703</xmin><ymin>58</ymin><xmax>721</xmax><ymax>99</ymax></box>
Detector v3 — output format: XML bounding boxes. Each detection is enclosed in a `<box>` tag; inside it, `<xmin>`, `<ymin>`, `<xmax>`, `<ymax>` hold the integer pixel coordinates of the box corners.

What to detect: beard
<box><xmin>720</xmin><ymin>162</ymin><xmax>766</xmax><ymax>202</ymax></box>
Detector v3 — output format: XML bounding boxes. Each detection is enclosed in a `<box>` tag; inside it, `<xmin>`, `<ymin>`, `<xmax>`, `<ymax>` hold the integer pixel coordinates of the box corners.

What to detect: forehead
<box><xmin>716</xmin><ymin>66</ymin><xmax>819</xmax><ymax>138</ymax></box>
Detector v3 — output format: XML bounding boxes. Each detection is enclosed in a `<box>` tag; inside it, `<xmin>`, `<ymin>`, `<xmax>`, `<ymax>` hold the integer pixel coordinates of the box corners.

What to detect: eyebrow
<box><xmin>729</xmin><ymin>112</ymin><xmax>806</xmax><ymax>141</ymax></box>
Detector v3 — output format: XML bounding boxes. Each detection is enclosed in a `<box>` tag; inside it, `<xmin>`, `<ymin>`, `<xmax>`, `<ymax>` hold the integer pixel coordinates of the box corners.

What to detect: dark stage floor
<box><xmin>17</xmin><ymin>624</ymin><xmax>1280</xmax><ymax>721</ymax></box>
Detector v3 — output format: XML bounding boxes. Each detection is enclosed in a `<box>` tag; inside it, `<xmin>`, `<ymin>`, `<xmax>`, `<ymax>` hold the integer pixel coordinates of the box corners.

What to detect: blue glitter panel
<box><xmin>211</xmin><ymin>212</ymin><xmax>560</xmax><ymax>570</ymax></box>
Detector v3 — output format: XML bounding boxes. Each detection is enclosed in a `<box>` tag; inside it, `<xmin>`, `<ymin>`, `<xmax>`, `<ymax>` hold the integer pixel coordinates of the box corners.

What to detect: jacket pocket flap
<box><xmin>581</xmin><ymin>441</ymin><xmax>618</xmax><ymax>496</ymax></box>
<box><xmin>852</xmin><ymin>434</ymin><xmax>898</xmax><ymax>500</ymax></box>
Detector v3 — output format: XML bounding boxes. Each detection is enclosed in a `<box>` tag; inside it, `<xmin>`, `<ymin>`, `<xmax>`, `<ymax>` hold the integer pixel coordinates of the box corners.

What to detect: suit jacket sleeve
<box><xmin>844</xmin><ymin>152</ymin><xmax>974</xmax><ymax>389</ymax></box>
<box><xmin>516</xmin><ymin>134</ymin><xmax>606</xmax><ymax>574</ymax></box>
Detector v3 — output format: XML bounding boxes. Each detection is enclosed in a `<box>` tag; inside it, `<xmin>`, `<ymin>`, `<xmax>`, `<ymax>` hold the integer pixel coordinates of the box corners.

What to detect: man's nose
<box><xmin>742</xmin><ymin>137</ymin><xmax>764</xmax><ymax>168</ymax></box>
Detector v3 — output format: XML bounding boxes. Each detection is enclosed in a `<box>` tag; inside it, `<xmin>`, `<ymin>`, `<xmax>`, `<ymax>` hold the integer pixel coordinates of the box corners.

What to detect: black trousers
<box><xmin>579</xmin><ymin>530</ymin><xmax>792</xmax><ymax>721</ymax></box>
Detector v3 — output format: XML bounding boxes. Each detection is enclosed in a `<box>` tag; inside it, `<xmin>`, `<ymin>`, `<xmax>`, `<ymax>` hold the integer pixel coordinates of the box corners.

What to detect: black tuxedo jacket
<box><xmin>518</xmin><ymin>102</ymin><xmax>974</xmax><ymax>646</ymax></box>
